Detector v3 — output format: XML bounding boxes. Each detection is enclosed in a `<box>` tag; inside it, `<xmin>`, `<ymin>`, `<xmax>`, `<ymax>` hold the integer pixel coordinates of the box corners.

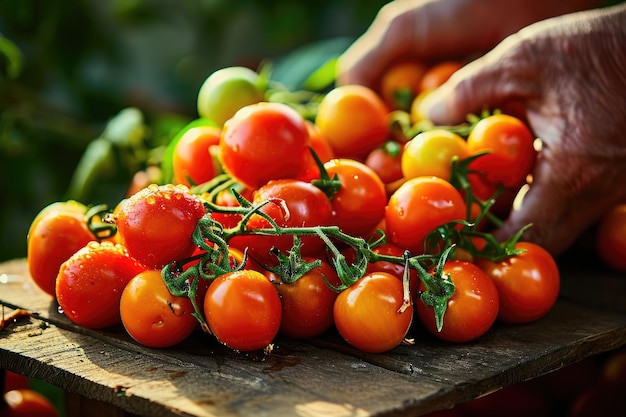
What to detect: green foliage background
<box><xmin>0</xmin><ymin>0</ymin><xmax>390</xmax><ymax>262</ymax></box>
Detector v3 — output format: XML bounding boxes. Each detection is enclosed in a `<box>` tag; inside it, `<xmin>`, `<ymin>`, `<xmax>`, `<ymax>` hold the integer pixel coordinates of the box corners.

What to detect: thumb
<box><xmin>419</xmin><ymin>34</ymin><xmax>539</xmax><ymax>124</ymax></box>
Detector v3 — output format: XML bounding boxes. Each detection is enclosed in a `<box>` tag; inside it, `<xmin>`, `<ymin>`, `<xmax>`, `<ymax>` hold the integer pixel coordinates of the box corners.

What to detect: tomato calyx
<box><xmin>264</xmin><ymin>237</ymin><xmax>322</xmax><ymax>284</ymax></box>
<box><xmin>309</xmin><ymin>149</ymin><xmax>342</xmax><ymax>200</ymax></box>
<box><xmin>446</xmin><ymin>153</ymin><xmax>531</xmax><ymax>262</ymax></box>
<box><xmin>413</xmin><ymin>245</ymin><xmax>456</xmax><ymax>332</ymax></box>
<box><xmin>85</xmin><ymin>203</ymin><xmax>118</xmax><ymax>240</ymax></box>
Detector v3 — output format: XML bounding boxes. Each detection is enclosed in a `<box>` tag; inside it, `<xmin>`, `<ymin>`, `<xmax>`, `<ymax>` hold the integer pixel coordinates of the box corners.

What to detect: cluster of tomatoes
<box><xmin>26</xmin><ymin>61</ymin><xmax>566</xmax><ymax>355</ymax></box>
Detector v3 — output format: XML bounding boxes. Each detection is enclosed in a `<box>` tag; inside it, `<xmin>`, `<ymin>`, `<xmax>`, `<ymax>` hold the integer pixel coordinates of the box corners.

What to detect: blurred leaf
<box><xmin>101</xmin><ymin>107</ymin><xmax>145</xmax><ymax>147</ymax></box>
<box><xmin>0</xmin><ymin>34</ymin><xmax>23</xmax><ymax>79</ymax></box>
<box><xmin>65</xmin><ymin>137</ymin><xmax>116</xmax><ymax>203</ymax></box>
<box><xmin>303</xmin><ymin>57</ymin><xmax>337</xmax><ymax>92</ymax></box>
<box><xmin>270</xmin><ymin>37</ymin><xmax>353</xmax><ymax>91</ymax></box>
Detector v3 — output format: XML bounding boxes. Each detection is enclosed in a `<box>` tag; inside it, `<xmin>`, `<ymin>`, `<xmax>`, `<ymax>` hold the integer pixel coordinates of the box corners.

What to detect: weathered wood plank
<box><xmin>1</xmin><ymin>259</ymin><xmax>452</xmax><ymax>417</ymax></box>
<box><xmin>2</xmin><ymin>258</ymin><xmax>626</xmax><ymax>417</ymax></box>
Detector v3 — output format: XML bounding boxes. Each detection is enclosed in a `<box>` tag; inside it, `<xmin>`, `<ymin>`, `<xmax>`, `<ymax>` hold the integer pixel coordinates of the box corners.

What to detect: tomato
<box><xmin>3</xmin><ymin>389</ymin><xmax>59</xmax><ymax>417</ymax></box>
<box><xmin>416</xmin><ymin>260</ymin><xmax>499</xmax><ymax>343</ymax></box>
<box><xmin>365</xmin><ymin>141</ymin><xmax>404</xmax><ymax>184</ymax></box>
<box><xmin>595</xmin><ymin>204</ymin><xmax>626</xmax><ymax>272</ymax></box>
<box><xmin>466</xmin><ymin>114</ymin><xmax>536</xmax><ymax>190</ymax></box>
<box><xmin>323</xmin><ymin>158</ymin><xmax>387</xmax><ymax>237</ymax></box>
<box><xmin>334</xmin><ymin>272</ymin><xmax>413</xmax><ymax>353</ymax></box>
<box><xmin>120</xmin><ymin>269</ymin><xmax>197</xmax><ymax>348</ymax></box>
<box><xmin>2</xmin><ymin>371</ymin><xmax>29</xmax><ymax>393</ymax></box>
<box><xmin>229</xmin><ymin>179</ymin><xmax>333</xmax><ymax>265</ymax></box>
<box><xmin>27</xmin><ymin>201</ymin><xmax>95</xmax><ymax>297</ymax></box>
<box><xmin>601</xmin><ymin>348</ymin><xmax>626</xmax><ymax>386</ymax></box>
<box><xmin>116</xmin><ymin>184</ymin><xmax>206</xmax><ymax>269</ymax></box>
<box><xmin>401</xmin><ymin>129</ymin><xmax>469</xmax><ymax>182</ymax></box>
<box><xmin>315</xmin><ymin>85</ymin><xmax>389</xmax><ymax>159</ymax></box>
<box><xmin>172</xmin><ymin>125</ymin><xmax>221</xmax><ymax>187</ymax></box>
<box><xmin>419</xmin><ymin>61</ymin><xmax>463</xmax><ymax>92</ymax></box>
<box><xmin>266</xmin><ymin>258</ymin><xmax>341</xmax><ymax>339</ymax></box>
<box><xmin>204</xmin><ymin>269</ymin><xmax>282</xmax><ymax>352</ymax></box>
<box><xmin>297</xmin><ymin>121</ymin><xmax>336</xmax><ymax>182</ymax></box>
<box><xmin>55</xmin><ymin>241</ymin><xmax>146</xmax><ymax>329</ymax></box>
<box><xmin>219</xmin><ymin>102</ymin><xmax>310</xmax><ymax>189</ymax></box>
<box><xmin>380</xmin><ymin>60</ymin><xmax>428</xmax><ymax>111</ymax></box>
<box><xmin>386</xmin><ymin>176</ymin><xmax>466</xmax><ymax>254</ymax></box>
<box><xmin>568</xmin><ymin>382</ymin><xmax>626</xmax><ymax>417</ymax></box>
<box><xmin>196</xmin><ymin>66</ymin><xmax>265</xmax><ymax>126</ymax></box>
<box><xmin>474</xmin><ymin>242</ymin><xmax>560</xmax><ymax>324</ymax></box>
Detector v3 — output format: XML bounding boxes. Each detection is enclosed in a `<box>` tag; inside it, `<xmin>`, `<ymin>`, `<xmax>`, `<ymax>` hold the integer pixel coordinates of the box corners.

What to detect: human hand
<box><xmin>420</xmin><ymin>4</ymin><xmax>626</xmax><ymax>255</ymax></box>
<box><xmin>337</xmin><ymin>0</ymin><xmax>600</xmax><ymax>89</ymax></box>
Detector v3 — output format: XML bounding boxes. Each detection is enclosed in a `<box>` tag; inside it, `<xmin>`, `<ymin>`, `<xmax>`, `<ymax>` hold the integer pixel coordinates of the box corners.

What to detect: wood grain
<box><xmin>2</xmin><ymin>258</ymin><xmax>625</xmax><ymax>417</ymax></box>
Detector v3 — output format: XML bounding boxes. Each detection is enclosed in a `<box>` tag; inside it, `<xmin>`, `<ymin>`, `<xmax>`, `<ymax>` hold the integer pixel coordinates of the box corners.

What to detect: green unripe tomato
<box><xmin>197</xmin><ymin>66</ymin><xmax>265</xmax><ymax>126</ymax></box>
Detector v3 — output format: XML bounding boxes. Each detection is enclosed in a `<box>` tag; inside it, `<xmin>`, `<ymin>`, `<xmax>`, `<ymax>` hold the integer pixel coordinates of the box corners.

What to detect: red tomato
<box><xmin>416</xmin><ymin>260</ymin><xmax>499</xmax><ymax>343</ymax></box>
<box><xmin>116</xmin><ymin>184</ymin><xmax>206</xmax><ymax>269</ymax></box>
<box><xmin>297</xmin><ymin>121</ymin><xmax>335</xmax><ymax>182</ymax></box>
<box><xmin>333</xmin><ymin>271</ymin><xmax>413</xmax><ymax>353</ymax></box>
<box><xmin>266</xmin><ymin>258</ymin><xmax>341</xmax><ymax>339</ymax></box>
<box><xmin>172</xmin><ymin>125</ymin><xmax>221</xmax><ymax>186</ymax></box>
<box><xmin>219</xmin><ymin>102</ymin><xmax>310</xmax><ymax>189</ymax></box>
<box><xmin>316</xmin><ymin>85</ymin><xmax>389</xmax><ymax>159</ymax></box>
<box><xmin>2</xmin><ymin>371</ymin><xmax>29</xmax><ymax>393</ymax></box>
<box><xmin>120</xmin><ymin>269</ymin><xmax>198</xmax><ymax>348</ymax></box>
<box><xmin>474</xmin><ymin>242</ymin><xmax>560</xmax><ymax>324</ymax></box>
<box><xmin>27</xmin><ymin>201</ymin><xmax>95</xmax><ymax>296</ymax></box>
<box><xmin>323</xmin><ymin>158</ymin><xmax>387</xmax><ymax>237</ymax></box>
<box><xmin>204</xmin><ymin>269</ymin><xmax>282</xmax><ymax>351</ymax></box>
<box><xmin>419</xmin><ymin>61</ymin><xmax>463</xmax><ymax>92</ymax></box>
<box><xmin>3</xmin><ymin>389</ymin><xmax>59</xmax><ymax>417</ymax></box>
<box><xmin>55</xmin><ymin>241</ymin><xmax>146</xmax><ymax>329</ymax></box>
<box><xmin>364</xmin><ymin>141</ymin><xmax>404</xmax><ymax>184</ymax></box>
<box><xmin>466</xmin><ymin>114</ymin><xmax>536</xmax><ymax>189</ymax></box>
<box><xmin>229</xmin><ymin>179</ymin><xmax>333</xmax><ymax>265</ymax></box>
<box><xmin>386</xmin><ymin>176</ymin><xmax>466</xmax><ymax>254</ymax></box>
<box><xmin>380</xmin><ymin>60</ymin><xmax>428</xmax><ymax>111</ymax></box>
<box><xmin>595</xmin><ymin>204</ymin><xmax>626</xmax><ymax>272</ymax></box>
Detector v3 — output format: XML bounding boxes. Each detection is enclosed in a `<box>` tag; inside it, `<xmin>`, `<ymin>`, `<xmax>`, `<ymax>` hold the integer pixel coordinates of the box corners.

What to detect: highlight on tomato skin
<box><xmin>3</xmin><ymin>388</ymin><xmax>60</xmax><ymax>417</ymax></box>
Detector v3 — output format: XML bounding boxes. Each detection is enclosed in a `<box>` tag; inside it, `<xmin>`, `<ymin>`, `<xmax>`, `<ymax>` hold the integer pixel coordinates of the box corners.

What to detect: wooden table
<box><xmin>1</xmin><ymin>256</ymin><xmax>625</xmax><ymax>417</ymax></box>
